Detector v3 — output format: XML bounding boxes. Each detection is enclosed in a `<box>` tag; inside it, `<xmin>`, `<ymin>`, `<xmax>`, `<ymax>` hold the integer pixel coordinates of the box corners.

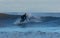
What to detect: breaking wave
<box><xmin>13</xmin><ymin>15</ymin><xmax>60</xmax><ymax>25</ymax></box>
<box><xmin>0</xmin><ymin>13</ymin><xmax>60</xmax><ymax>27</ymax></box>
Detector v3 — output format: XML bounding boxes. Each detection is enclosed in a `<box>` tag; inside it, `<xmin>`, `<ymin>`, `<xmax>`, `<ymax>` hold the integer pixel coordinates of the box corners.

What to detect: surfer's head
<box><xmin>24</xmin><ymin>13</ymin><xmax>27</xmax><ymax>15</ymax></box>
<box><xmin>24</xmin><ymin>13</ymin><xmax>28</xmax><ymax>16</ymax></box>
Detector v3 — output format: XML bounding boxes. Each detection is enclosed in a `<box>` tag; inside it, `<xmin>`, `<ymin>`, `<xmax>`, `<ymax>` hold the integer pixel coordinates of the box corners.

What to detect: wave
<box><xmin>13</xmin><ymin>15</ymin><xmax>60</xmax><ymax>25</ymax></box>
<box><xmin>0</xmin><ymin>13</ymin><xmax>60</xmax><ymax>27</ymax></box>
<box><xmin>0</xmin><ymin>13</ymin><xmax>60</xmax><ymax>25</ymax></box>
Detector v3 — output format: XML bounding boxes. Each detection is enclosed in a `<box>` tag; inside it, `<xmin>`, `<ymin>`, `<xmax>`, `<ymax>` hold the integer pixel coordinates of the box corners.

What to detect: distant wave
<box><xmin>1</xmin><ymin>12</ymin><xmax>60</xmax><ymax>17</ymax></box>
<box><xmin>0</xmin><ymin>13</ymin><xmax>21</xmax><ymax>19</ymax></box>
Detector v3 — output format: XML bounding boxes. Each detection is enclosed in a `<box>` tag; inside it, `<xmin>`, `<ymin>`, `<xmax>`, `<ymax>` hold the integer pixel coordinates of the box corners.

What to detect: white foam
<box><xmin>13</xmin><ymin>18</ymin><xmax>21</xmax><ymax>24</ymax></box>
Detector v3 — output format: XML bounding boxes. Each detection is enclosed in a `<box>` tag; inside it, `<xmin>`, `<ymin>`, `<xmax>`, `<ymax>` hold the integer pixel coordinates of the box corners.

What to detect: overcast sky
<box><xmin>0</xmin><ymin>0</ymin><xmax>60</xmax><ymax>12</ymax></box>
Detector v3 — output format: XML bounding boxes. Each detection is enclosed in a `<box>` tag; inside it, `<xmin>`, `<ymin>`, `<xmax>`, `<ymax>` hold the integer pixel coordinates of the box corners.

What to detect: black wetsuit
<box><xmin>20</xmin><ymin>14</ymin><xmax>27</xmax><ymax>22</ymax></box>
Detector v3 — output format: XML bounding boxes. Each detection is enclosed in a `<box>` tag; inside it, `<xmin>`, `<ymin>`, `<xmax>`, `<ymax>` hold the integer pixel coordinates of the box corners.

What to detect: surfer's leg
<box><xmin>20</xmin><ymin>17</ymin><xmax>26</xmax><ymax>22</ymax></box>
<box><xmin>20</xmin><ymin>19</ymin><xmax>25</xmax><ymax>22</ymax></box>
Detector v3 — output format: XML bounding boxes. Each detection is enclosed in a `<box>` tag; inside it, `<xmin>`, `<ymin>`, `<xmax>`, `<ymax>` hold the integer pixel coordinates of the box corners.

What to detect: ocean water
<box><xmin>0</xmin><ymin>12</ymin><xmax>60</xmax><ymax>32</ymax></box>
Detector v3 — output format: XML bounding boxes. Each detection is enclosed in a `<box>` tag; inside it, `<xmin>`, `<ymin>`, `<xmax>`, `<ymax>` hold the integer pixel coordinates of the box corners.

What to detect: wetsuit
<box><xmin>20</xmin><ymin>13</ymin><xmax>27</xmax><ymax>22</ymax></box>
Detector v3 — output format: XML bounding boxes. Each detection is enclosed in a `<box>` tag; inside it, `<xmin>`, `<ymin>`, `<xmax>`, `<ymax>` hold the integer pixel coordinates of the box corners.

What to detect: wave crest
<box><xmin>13</xmin><ymin>16</ymin><xmax>60</xmax><ymax>24</ymax></box>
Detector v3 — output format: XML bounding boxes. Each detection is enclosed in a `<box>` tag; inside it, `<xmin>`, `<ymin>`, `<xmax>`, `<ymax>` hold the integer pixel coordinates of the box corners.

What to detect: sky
<box><xmin>0</xmin><ymin>0</ymin><xmax>60</xmax><ymax>12</ymax></box>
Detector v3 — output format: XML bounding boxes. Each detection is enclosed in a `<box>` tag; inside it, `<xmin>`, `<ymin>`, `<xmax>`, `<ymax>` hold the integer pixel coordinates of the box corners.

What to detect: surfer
<box><xmin>20</xmin><ymin>13</ymin><xmax>27</xmax><ymax>22</ymax></box>
<box><xmin>13</xmin><ymin>13</ymin><xmax>31</xmax><ymax>25</ymax></box>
